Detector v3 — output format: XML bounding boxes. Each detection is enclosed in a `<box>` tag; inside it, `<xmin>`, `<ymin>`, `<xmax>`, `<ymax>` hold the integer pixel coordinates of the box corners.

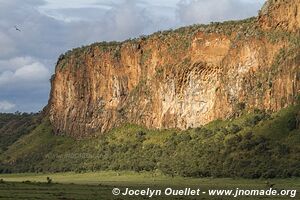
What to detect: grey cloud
<box><xmin>0</xmin><ymin>32</ymin><xmax>16</xmax><ymax>58</ymax></box>
<box><xmin>39</xmin><ymin>7</ymin><xmax>108</xmax><ymax>22</ymax></box>
<box><xmin>104</xmin><ymin>0</ymin><xmax>151</xmax><ymax>40</ymax></box>
<box><xmin>0</xmin><ymin>0</ymin><xmax>66</xmax><ymax>60</ymax></box>
<box><xmin>0</xmin><ymin>57</ymin><xmax>40</xmax><ymax>72</ymax></box>
<box><xmin>176</xmin><ymin>0</ymin><xmax>264</xmax><ymax>25</ymax></box>
<box><xmin>0</xmin><ymin>88</ymin><xmax>49</xmax><ymax>112</ymax></box>
<box><xmin>0</xmin><ymin>56</ymin><xmax>51</xmax><ymax>112</ymax></box>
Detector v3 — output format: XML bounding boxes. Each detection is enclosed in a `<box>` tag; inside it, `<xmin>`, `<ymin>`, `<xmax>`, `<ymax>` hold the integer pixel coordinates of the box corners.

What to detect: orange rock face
<box><xmin>48</xmin><ymin>0</ymin><xmax>300</xmax><ymax>137</ymax></box>
<box><xmin>258</xmin><ymin>0</ymin><xmax>300</xmax><ymax>32</ymax></box>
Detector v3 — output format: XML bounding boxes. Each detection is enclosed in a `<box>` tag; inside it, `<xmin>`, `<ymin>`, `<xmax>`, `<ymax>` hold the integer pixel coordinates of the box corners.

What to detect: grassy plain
<box><xmin>0</xmin><ymin>171</ymin><xmax>299</xmax><ymax>200</ymax></box>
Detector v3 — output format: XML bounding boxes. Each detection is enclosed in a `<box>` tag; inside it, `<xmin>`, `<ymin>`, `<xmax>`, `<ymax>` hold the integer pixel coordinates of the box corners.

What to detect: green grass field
<box><xmin>0</xmin><ymin>171</ymin><xmax>299</xmax><ymax>200</ymax></box>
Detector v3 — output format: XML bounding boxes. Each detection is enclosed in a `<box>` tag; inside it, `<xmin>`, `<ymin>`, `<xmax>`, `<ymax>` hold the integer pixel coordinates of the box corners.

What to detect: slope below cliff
<box><xmin>48</xmin><ymin>0</ymin><xmax>300</xmax><ymax>137</ymax></box>
<box><xmin>1</xmin><ymin>102</ymin><xmax>300</xmax><ymax>178</ymax></box>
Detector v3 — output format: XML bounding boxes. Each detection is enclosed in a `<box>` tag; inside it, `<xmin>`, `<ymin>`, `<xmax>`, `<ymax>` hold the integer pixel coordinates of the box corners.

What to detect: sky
<box><xmin>0</xmin><ymin>0</ymin><xmax>265</xmax><ymax>113</ymax></box>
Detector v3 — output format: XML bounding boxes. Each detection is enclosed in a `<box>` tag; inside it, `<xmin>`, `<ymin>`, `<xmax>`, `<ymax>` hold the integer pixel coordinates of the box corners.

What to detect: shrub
<box><xmin>227</xmin><ymin>124</ymin><xmax>241</xmax><ymax>134</ymax></box>
<box><xmin>262</xmin><ymin>169</ymin><xmax>276</xmax><ymax>179</ymax></box>
<box><xmin>46</xmin><ymin>177</ymin><xmax>52</xmax><ymax>184</ymax></box>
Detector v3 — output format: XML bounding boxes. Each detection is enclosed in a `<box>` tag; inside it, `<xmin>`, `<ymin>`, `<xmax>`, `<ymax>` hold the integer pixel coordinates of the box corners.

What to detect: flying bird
<box><xmin>14</xmin><ymin>25</ymin><xmax>21</xmax><ymax>32</ymax></box>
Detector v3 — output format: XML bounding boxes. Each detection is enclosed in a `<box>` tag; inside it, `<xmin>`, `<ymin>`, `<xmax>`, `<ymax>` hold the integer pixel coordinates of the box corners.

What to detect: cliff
<box><xmin>258</xmin><ymin>0</ymin><xmax>300</xmax><ymax>31</ymax></box>
<box><xmin>48</xmin><ymin>0</ymin><xmax>300</xmax><ymax>137</ymax></box>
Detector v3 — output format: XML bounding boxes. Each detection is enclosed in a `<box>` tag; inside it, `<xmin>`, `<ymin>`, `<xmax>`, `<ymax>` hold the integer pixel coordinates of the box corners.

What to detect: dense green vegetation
<box><xmin>0</xmin><ymin>101</ymin><xmax>299</xmax><ymax>179</ymax></box>
<box><xmin>1</xmin><ymin>172</ymin><xmax>299</xmax><ymax>200</ymax></box>
<box><xmin>0</xmin><ymin>112</ymin><xmax>41</xmax><ymax>154</ymax></box>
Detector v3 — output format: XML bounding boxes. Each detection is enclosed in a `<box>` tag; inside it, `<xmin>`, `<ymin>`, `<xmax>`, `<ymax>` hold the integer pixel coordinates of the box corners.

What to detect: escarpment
<box><xmin>48</xmin><ymin>0</ymin><xmax>300</xmax><ymax>137</ymax></box>
<box><xmin>258</xmin><ymin>0</ymin><xmax>300</xmax><ymax>31</ymax></box>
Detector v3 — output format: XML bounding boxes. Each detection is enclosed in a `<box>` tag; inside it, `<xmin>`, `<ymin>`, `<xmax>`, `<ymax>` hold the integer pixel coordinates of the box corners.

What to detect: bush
<box><xmin>46</xmin><ymin>177</ymin><xmax>52</xmax><ymax>184</ymax></box>
<box><xmin>227</xmin><ymin>124</ymin><xmax>241</xmax><ymax>134</ymax></box>
<box><xmin>262</xmin><ymin>169</ymin><xmax>276</xmax><ymax>179</ymax></box>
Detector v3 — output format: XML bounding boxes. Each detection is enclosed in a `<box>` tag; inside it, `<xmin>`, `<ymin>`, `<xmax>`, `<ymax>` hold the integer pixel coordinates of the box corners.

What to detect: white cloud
<box><xmin>14</xmin><ymin>62</ymin><xmax>49</xmax><ymax>81</ymax></box>
<box><xmin>0</xmin><ymin>100</ymin><xmax>16</xmax><ymax>112</ymax></box>
<box><xmin>0</xmin><ymin>56</ymin><xmax>36</xmax><ymax>71</ymax></box>
<box><xmin>0</xmin><ymin>57</ymin><xmax>50</xmax><ymax>87</ymax></box>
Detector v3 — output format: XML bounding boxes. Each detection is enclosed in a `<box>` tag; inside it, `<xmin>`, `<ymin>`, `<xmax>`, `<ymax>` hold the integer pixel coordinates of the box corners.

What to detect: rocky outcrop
<box><xmin>48</xmin><ymin>0</ymin><xmax>300</xmax><ymax>137</ymax></box>
<box><xmin>258</xmin><ymin>0</ymin><xmax>300</xmax><ymax>32</ymax></box>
